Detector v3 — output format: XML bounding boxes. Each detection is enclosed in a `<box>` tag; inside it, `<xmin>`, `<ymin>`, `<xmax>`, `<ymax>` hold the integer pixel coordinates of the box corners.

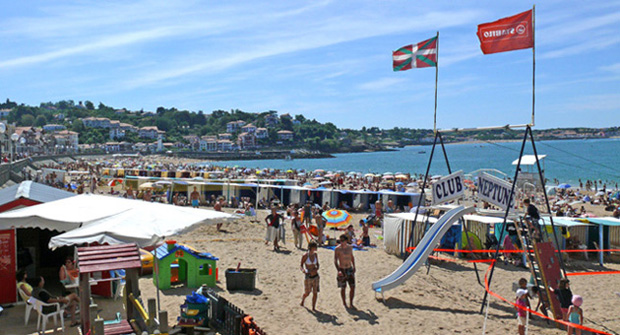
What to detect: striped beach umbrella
<box><xmin>107</xmin><ymin>178</ymin><xmax>124</xmax><ymax>187</ymax></box>
<box><xmin>322</xmin><ymin>209</ymin><xmax>352</xmax><ymax>228</ymax></box>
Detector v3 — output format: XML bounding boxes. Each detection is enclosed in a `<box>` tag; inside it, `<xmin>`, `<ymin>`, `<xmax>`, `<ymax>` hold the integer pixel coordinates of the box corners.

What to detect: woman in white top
<box><xmin>300</xmin><ymin>241</ymin><xmax>320</xmax><ymax>311</ymax></box>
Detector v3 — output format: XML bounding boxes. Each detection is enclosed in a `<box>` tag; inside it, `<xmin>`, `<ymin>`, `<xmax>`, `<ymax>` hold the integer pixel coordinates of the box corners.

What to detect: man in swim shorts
<box><xmin>190</xmin><ymin>187</ymin><xmax>200</xmax><ymax>208</ymax></box>
<box><xmin>334</xmin><ymin>234</ymin><xmax>355</xmax><ymax>309</ymax></box>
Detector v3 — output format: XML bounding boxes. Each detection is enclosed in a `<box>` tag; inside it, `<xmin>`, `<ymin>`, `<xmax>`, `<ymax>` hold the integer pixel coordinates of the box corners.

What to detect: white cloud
<box><xmin>357</xmin><ymin>77</ymin><xmax>407</xmax><ymax>91</ymax></box>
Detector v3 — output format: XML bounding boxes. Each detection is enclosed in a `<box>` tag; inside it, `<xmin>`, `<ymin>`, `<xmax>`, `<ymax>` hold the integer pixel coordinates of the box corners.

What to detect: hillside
<box><xmin>1</xmin><ymin>99</ymin><xmax>618</xmax><ymax>154</ymax></box>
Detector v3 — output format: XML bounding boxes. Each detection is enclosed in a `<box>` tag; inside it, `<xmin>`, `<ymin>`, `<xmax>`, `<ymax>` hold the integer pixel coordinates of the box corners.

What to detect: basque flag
<box><xmin>477</xmin><ymin>9</ymin><xmax>533</xmax><ymax>54</ymax></box>
<box><xmin>393</xmin><ymin>36</ymin><xmax>437</xmax><ymax>71</ymax></box>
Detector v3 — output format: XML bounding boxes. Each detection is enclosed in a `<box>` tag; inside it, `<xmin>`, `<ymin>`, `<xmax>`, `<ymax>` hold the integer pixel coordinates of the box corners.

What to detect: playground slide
<box><xmin>372</xmin><ymin>205</ymin><xmax>475</xmax><ymax>293</ymax></box>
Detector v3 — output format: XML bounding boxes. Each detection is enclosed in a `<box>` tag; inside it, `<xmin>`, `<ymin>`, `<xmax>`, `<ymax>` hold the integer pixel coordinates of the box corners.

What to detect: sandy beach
<box><xmin>139</xmin><ymin>209</ymin><xmax>620</xmax><ymax>335</ymax></box>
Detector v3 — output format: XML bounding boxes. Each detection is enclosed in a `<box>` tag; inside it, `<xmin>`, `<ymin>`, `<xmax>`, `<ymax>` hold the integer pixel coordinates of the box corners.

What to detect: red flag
<box><xmin>393</xmin><ymin>36</ymin><xmax>438</xmax><ymax>71</ymax></box>
<box><xmin>477</xmin><ymin>9</ymin><xmax>533</xmax><ymax>54</ymax></box>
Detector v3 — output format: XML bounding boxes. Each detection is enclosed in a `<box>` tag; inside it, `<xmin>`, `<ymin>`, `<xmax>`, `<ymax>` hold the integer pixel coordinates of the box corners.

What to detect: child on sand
<box><xmin>515</xmin><ymin>289</ymin><xmax>529</xmax><ymax>335</ymax></box>
<box><xmin>551</xmin><ymin>278</ymin><xmax>573</xmax><ymax>321</ymax></box>
<box><xmin>567</xmin><ymin>295</ymin><xmax>583</xmax><ymax>335</ymax></box>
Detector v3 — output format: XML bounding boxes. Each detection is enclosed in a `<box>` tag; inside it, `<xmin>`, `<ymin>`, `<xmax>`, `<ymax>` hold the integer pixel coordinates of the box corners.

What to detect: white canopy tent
<box><xmin>0</xmin><ymin>194</ymin><xmax>237</xmax><ymax>249</ymax></box>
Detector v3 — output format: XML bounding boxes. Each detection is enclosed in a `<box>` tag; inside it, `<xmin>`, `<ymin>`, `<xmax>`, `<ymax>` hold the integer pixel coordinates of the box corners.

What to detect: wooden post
<box><xmin>94</xmin><ymin>318</ymin><xmax>104</xmax><ymax>335</ymax></box>
<box><xmin>148</xmin><ymin>298</ymin><xmax>157</xmax><ymax>329</ymax></box>
<box><xmin>159</xmin><ymin>310</ymin><xmax>169</xmax><ymax>333</ymax></box>
<box><xmin>125</xmin><ymin>268</ymin><xmax>140</xmax><ymax>320</ymax></box>
<box><xmin>79</xmin><ymin>272</ymin><xmax>91</xmax><ymax>334</ymax></box>
<box><xmin>90</xmin><ymin>303</ymin><xmax>98</xmax><ymax>333</ymax></box>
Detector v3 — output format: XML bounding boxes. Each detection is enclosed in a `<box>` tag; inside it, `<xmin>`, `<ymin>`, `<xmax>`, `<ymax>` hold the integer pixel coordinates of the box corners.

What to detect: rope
<box><xmin>482</xmin><ymin>261</ymin><xmax>613</xmax><ymax>335</ymax></box>
<box><xmin>407</xmin><ymin>247</ymin><xmax>620</xmax><ymax>253</ymax></box>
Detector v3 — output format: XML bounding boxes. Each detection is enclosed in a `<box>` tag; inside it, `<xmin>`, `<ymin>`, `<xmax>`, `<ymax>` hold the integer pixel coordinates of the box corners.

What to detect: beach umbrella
<box><xmin>347</xmin><ymin>171</ymin><xmax>357</xmax><ymax>176</ymax></box>
<box><xmin>139</xmin><ymin>182</ymin><xmax>154</xmax><ymax>189</ymax></box>
<box><xmin>612</xmin><ymin>192</ymin><xmax>620</xmax><ymax>200</ymax></box>
<box><xmin>286</xmin><ymin>169</ymin><xmax>294</xmax><ymax>173</ymax></box>
<box><xmin>407</xmin><ymin>182</ymin><xmax>418</xmax><ymax>187</ymax></box>
<box><xmin>322</xmin><ymin>209</ymin><xmax>352</xmax><ymax>228</ymax></box>
<box><xmin>364</xmin><ymin>173</ymin><xmax>375</xmax><ymax>177</ymax></box>
<box><xmin>107</xmin><ymin>179</ymin><xmax>124</xmax><ymax>187</ymax></box>
<box><xmin>324</xmin><ymin>173</ymin><xmax>335</xmax><ymax>178</ymax></box>
<box><xmin>383</xmin><ymin>172</ymin><xmax>394</xmax><ymax>176</ymax></box>
<box><xmin>595</xmin><ymin>191</ymin><xmax>605</xmax><ymax>196</ymax></box>
<box><xmin>314</xmin><ymin>169</ymin><xmax>325</xmax><ymax>174</ymax></box>
<box><xmin>395</xmin><ymin>181</ymin><xmax>404</xmax><ymax>186</ymax></box>
<box><xmin>318</xmin><ymin>181</ymin><xmax>332</xmax><ymax>186</ymax></box>
<box><xmin>382</xmin><ymin>175</ymin><xmax>394</xmax><ymax>179</ymax></box>
<box><xmin>583</xmin><ymin>195</ymin><xmax>591</xmax><ymax>202</ymax></box>
<box><xmin>557</xmin><ymin>183</ymin><xmax>571</xmax><ymax>189</ymax></box>
<box><xmin>395</xmin><ymin>174</ymin><xmax>408</xmax><ymax>180</ymax></box>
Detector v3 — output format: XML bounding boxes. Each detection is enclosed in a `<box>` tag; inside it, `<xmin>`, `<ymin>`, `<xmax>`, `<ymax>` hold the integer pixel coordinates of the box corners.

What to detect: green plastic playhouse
<box><xmin>153</xmin><ymin>240</ymin><xmax>219</xmax><ymax>290</ymax></box>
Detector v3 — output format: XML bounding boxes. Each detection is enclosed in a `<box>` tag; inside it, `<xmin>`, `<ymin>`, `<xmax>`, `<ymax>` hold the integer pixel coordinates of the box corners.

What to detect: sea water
<box><xmin>205</xmin><ymin>138</ymin><xmax>620</xmax><ymax>186</ymax></box>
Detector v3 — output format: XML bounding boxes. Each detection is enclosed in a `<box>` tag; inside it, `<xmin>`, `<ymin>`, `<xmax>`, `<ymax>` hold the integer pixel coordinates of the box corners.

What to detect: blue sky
<box><xmin>1</xmin><ymin>1</ymin><xmax>619</xmax><ymax>130</ymax></box>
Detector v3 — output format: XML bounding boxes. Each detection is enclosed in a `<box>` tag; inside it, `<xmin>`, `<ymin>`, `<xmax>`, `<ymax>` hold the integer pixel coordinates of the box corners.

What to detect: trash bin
<box><xmin>225</xmin><ymin>268</ymin><xmax>256</xmax><ymax>291</ymax></box>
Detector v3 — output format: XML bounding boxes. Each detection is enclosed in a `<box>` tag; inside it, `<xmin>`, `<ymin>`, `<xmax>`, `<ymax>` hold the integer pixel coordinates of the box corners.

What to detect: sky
<box><xmin>1</xmin><ymin>1</ymin><xmax>619</xmax><ymax>130</ymax></box>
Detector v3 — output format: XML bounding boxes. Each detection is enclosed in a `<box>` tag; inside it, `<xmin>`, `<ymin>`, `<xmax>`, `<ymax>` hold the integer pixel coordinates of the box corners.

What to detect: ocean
<box><xmin>204</xmin><ymin>138</ymin><xmax>620</xmax><ymax>186</ymax></box>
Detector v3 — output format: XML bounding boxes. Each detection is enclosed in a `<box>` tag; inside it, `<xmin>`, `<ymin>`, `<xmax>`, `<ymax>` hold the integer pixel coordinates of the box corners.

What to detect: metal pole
<box><xmin>528</xmin><ymin>127</ymin><xmax>567</xmax><ymax>276</ymax></box>
<box><xmin>434</xmin><ymin>31</ymin><xmax>439</xmax><ymax>133</ymax></box>
<box><xmin>480</xmin><ymin>127</ymin><xmax>529</xmax><ymax>313</ymax></box>
<box><xmin>531</xmin><ymin>5</ymin><xmax>536</xmax><ymax>127</ymax></box>
<box><xmin>155</xmin><ymin>245</ymin><xmax>160</xmax><ymax>311</ymax></box>
<box><xmin>599</xmin><ymin>224</ymin><xmax>604</xmax><ymax>266</ymax></box>
<box><xmin>438</xmin><ymin>132</ymin><xmax>450</xmax><ymax>173</ymax></box>
<box><xmin>406</xmin><ymin>131</ymin><xmax>439</xmax><ymax>251</ymax></box>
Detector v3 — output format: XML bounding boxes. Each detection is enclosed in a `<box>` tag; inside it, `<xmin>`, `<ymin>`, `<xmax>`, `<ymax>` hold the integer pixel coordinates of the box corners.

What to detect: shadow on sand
<box><xmin>306</xmin><ymin>308</ymin><xmax>343</xmax><ymax>326</ymax></box>
<box><xmin>346</xmin><ymin>307</ymin><xmax>379</xmax><ymax>325</ymax></box>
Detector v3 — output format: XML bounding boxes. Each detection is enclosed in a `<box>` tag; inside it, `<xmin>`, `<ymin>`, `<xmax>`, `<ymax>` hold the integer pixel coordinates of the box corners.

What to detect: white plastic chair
<box><xmin>17</xmin><ymin>285</ymin><xmax>34</xmax><ymax>325</ymax></box>
<box><xmin>28</xmin><ymin>296</ymin><xmax>65</xmax><ymax>333</ymax></box>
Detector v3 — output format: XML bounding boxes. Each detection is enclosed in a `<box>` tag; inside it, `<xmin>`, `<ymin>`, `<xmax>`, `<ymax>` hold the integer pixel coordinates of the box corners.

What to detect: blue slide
<box><xmin>372</xmin><ymin>205</ymin><xmax>475</xmax><ymax>293</ymax></box>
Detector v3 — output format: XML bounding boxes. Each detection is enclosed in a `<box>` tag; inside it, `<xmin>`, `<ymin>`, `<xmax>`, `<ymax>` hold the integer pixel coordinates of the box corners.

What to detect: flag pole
<box><xmin>531</xmin><ymin>5</ymin><xmax>536</xmax><ymax>127</ymax></box>
<box><xmin>434</xmin><ymin>31</ymin><xmax>439</xmax><ymax>133</ymax></box>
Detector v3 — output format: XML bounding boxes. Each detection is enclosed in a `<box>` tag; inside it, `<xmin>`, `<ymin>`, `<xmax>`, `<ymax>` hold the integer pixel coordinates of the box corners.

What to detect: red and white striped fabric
<box><xmin>393</xmin><ymin>36</ymin><xmax>437</xmax><ymax>71</ymax></box>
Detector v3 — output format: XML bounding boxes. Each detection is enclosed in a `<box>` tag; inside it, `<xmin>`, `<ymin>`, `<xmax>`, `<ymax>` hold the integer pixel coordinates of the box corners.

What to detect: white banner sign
<box><xmin>431</xmin><ymin>170</ymin><xmax>465</xmax><ymax>205</ymax></box>
<box><xmin>478</xmin><ymin>172</ymin><xmax>515</xmax><ymax>210</ymax></box>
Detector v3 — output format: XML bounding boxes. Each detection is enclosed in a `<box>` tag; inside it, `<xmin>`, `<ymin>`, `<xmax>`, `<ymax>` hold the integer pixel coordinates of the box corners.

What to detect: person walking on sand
<box><xmin>265</xmin><ymin>207</ymin><xmax>283</xmax><ymax>251</ymax></box>
<box><xmin>190</xmin><ymin>186</ymin><xmax>200</xmax><ymax>208</ymax></box>
<box><xmin>300</xmin><ymin>241</ymin><xmax>320</xmax><ymax>311</ymax></box>
<box><xmin>291</xmin><ymin>210</ymin><xmax>304</xmax><ymax>249</ymax></box>
<box><xmin>334</xmin><ymin>234</ymin><xmax>356</xmax><ymax>309</ymax></box>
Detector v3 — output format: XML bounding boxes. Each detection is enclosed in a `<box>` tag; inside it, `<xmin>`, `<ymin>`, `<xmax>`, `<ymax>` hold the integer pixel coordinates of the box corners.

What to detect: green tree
<box><xmin>20</xmin><ymin>114</ymin><xmax>35</xmax><ymax>126</ymax></box>
<box><xmin>34</xmin><ymin>114</ymin><xmax>47</xmax><ymax>127</ymax></box>
<box><xmin>85</xmin><ymin>101</ymin><xmax>94</xmax><ymax>110</ymax></box>
<box><xmin>72</xmin><ymin>119</ymin><xmax>85</xmax><ymax>133</ymax></box>
<box><xmin>156</xmin><ymin>118</ymin><xmax>173</xmax><ymax>132</ymax></box>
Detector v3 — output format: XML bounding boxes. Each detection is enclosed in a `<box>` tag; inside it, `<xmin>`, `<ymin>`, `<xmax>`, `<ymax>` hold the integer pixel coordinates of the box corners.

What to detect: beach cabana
<box><xmin>384</xmin><ymin>212</ymin><xmax>439</xmax><ymax>257</ymax></box>
<box><xmin>0</xmin><ymin>181</ymin><xmax>76</xmax><ymax>304</ymax></box>
<box><xmin>0</xmin><ymin>194</ymin><xmax>236</xmax><ymax>249</ymax></box>
<box><xmin>572</xmin><ymin>217</ymin><xmax>620</xmax><ymax>265</ymax></box>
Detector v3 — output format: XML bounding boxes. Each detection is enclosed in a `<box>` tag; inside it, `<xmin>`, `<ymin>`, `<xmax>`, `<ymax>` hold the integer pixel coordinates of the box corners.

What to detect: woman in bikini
<box><xmin>300</xmin><ymin>241</ymin><xmax>320</xmax><ymax>311</ymax></box>
<box><xmin>59</xmin><ymin>256</ymin><xmax>79</xmax><ymax>286</ymax></box>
